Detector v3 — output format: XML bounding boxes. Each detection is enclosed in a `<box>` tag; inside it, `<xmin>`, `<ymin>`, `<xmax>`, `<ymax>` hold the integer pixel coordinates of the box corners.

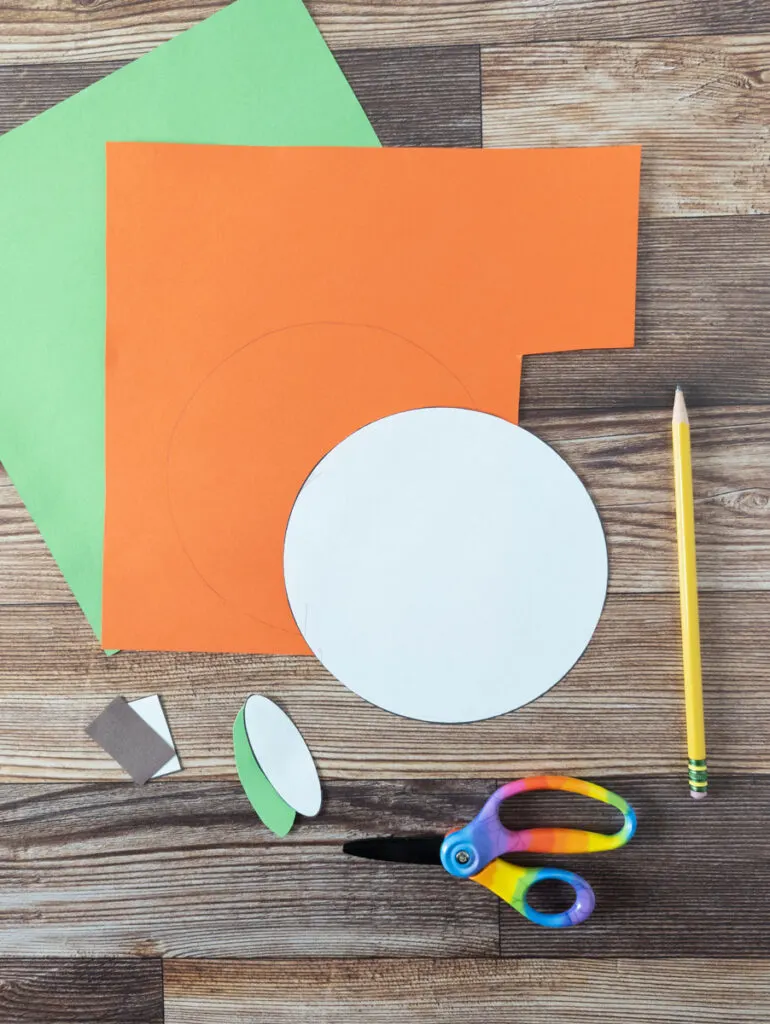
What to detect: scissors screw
<box><xmin>455</xmin><ymin>850</ymin><xmax>471</xmax><ymax>865</ymax></box>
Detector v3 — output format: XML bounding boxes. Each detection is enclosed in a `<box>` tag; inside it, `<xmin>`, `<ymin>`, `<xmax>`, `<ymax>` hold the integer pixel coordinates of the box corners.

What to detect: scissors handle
<box><xmin>442</xmin><ymin>775</ymin><xmax>636</xmax><ymax>875</ymax></box>
<box><xmin>471</xmin><ymin>859</ymin><xmax>596</xmax><ymax>928</ymax></box>
<box><xmin>439</xmin><ymin>776</ymin><xmax>636</xmax><ymax>927</ymax></box>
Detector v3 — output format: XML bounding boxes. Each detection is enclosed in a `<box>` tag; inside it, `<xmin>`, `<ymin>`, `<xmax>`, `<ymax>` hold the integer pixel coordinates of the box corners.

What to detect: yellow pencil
<box><xmin>672</xmin><ymin>387</ymin><xmax>707</xmax><ymax>799</ymax></box>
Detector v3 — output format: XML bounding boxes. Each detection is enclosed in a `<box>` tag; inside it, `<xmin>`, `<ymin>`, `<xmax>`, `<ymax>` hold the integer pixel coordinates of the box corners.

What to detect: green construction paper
<box><xmin>0</xmin><ymin>0</ymin><xmax>379</xmax><ymax>642</ymax></box>
<box><xmin>233</xmin><ymin>706</ymin><xmax>296</xmax><ymax>837</ymax></box>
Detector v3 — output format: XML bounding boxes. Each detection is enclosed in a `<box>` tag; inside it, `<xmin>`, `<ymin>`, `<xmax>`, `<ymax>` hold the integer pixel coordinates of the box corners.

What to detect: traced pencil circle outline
<box><xmin>165</xmin><ymin>320</ymin><xmax>477</xmax><ymax>634</ymax></box>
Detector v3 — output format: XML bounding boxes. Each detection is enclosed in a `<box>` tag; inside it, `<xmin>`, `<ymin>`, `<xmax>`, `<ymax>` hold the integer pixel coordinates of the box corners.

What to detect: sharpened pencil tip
<box><xmin>672</xmin><ymin>387</ymin><xmax>688</xmax><ymax>424</ymax></box>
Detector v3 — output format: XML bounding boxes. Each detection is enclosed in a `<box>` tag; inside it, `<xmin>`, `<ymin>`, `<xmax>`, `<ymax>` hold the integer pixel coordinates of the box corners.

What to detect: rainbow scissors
<box><xmin>344</xmin><ymin>776</ymin><xmax>636</xmax><ymax>928</ymax></box>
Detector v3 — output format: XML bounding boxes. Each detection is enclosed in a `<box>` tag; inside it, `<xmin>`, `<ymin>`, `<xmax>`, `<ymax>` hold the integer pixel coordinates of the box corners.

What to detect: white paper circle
<box><xmin>243</xmin><ymin>694</ymin><xmax>322</xmax><ymax>816</ymax></box>
<box><xmin>284</xmin><ymin>408</ymin><xmax>608</xmax><ymax>724</ymax></box>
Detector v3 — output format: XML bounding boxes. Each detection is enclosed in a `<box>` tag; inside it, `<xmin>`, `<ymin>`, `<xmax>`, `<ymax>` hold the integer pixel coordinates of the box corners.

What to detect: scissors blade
<box><xmin>343</xmin><ymin>835</ymin><xmax>444</xmax><ymax>865</ymax></box>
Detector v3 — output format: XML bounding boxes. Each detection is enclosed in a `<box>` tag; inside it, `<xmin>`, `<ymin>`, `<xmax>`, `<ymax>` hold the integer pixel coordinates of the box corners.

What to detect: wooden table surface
<box><xmin>1</xmin><ymin>1</ymin><xmax>769</xmax><ymax>1021</ymax></box>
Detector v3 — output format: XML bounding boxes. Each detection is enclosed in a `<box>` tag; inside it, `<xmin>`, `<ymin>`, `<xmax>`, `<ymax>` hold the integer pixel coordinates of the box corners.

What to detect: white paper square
<box><xmin>129</xmin><ymin>695</ymin><xmax>181</xmax><ymax>777</ymax></box>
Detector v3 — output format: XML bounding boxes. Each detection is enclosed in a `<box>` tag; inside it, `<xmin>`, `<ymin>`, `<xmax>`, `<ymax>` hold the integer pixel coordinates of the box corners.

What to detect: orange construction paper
<box><xmin>103</xmin><ymin>143</ymin><xmax>640</xmax><ymax>653</ymax></box>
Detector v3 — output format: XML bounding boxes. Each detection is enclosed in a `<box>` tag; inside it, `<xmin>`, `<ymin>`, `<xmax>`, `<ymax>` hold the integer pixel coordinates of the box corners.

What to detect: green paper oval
<box><xmin>233</xmin><ymin>706</ymin><xmax>295</xmax><ymax>837</ymax></box>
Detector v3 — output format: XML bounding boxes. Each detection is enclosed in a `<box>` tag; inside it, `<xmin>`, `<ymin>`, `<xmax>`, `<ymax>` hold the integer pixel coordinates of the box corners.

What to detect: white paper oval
<box><xmin>243</xmin><ymin>694</ymin><xmax>321</xmax><ymax>816</ymax></box>
<box><xmin>284</xmin><ymin>407</ymin><xmax>608</xmax><ymax>723</ymax></box>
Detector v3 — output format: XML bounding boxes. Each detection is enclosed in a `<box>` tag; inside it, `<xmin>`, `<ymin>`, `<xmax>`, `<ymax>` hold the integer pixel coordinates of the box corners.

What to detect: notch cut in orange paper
<box><xmin>103</xmin><ymin>143</ymin><xmax>640</xmax><ymax>653</ymax></box>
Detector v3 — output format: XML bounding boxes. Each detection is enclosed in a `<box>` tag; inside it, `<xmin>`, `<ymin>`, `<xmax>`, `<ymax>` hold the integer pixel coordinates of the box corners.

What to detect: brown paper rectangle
<box><xmin>86</xmin><ymin>696</ymin><xmax>176</xmax><ymax>784</ymax></box>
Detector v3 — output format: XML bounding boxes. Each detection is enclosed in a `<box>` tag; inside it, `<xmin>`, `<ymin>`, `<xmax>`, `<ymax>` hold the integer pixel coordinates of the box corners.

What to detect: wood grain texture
<box><xmin>164</xmin><ymin>957</ymin><xmax>770</xmax><ymax>1023</ymax></box>
<box><xmin>0</xmin><ymin>44</ymin><xmax>481</xmax><ymax>146</ymax></box>
<box><xmin>3</xmin><ymin>404</ymin><xmax>769</xmax><ymax>608</ymax></box>
<box><xmin>1</xmin><ymin>590</ymin><xmax>769</xmax><ymax>780</ymax></box>
<box><xmin>1</xmin><ymin>0</ymin><xmax>769</xmax><ymax>64</ymax></box>
<box><xmin>311</xmin><ymin>1</ymin><xmax>770</xmax><ymax>50</ymax></box>
<box><xmin>483</xmin><ymin>36</ymin><xmax>770</xmax><ymax>218</ymax></box>
<box><xmin>336</xmin><ymin>45</ymin><xmax>481</xmax><ymax>146</ymax></box>
<box><xmin>2</xmin><ymin>404</ymin><xmax>768</xmax><ymax>780</ymax></box>
<box><xmin>0</xmin><ymin>59</ymin><xmax>126</xmax><ymax>133</ymax></box>
<box><xmin>0</xmin><ymin>958</ymin><xmax>163</xmax><ymax>1023</ymax></box>
<box><xmin>0</xmin><ymin>3</ymin><xmax>769</xmax><ymax>1017</ymax></box>
<box><xmin>0</xmin><ymin>777</ymin><xmax>767</xmax><ymax>959</ymax></box>
<box><xmin>497</xmin><ymin>774</ymin><xmax>770</xmax><ymax>956</ymax></box>
<box><xmin>5</xmin><ymin>213</ymin><xmax>763</xmax><ymax>610</ymax></box>
<box><xmin>0</xmin><ymin>780</ymin><xmax>498</xmax><ymax>956</ymax></box>
<box><xmin>521</xmin><ymin>215</ymin><xmax>770</xmax><ymax>410</ymax></box>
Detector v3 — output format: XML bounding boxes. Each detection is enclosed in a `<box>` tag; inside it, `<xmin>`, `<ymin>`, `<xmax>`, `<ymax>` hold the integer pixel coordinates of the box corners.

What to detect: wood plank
<box><xmin>311</xmin><ymin>1</ymin><xmax>770</xmax><ymax>50</ymax></box>
<box><xmin>0</xmin><ymin>590</ymin><xmax>768</xmax><ymax>780</ymax></box>
<box><xmin>0</xmin><ymin>467</ymin><xmax>71</xmax><ymax>604</ymax></box>
<box><xmin>499</xmin><ymin>774</ymin><xmax>770</xmax><ymax>957</ymax></box>
<box><xmin>4</xmin><ymin>403</ymin><xmax>769</xmax><ymax>609</ymax></box>
<box><xmin>483</xmin><ymin>36</ymin><xmax>770</xmax><ymax>218</ymax></box>
<box><xmin>1</xmin><ymin>777</ymin><xmax>767</xmax><ymax>959</ymax></box>
<box><xmin>0</xmin><ymin>59</ymin><xmax>127</xmax><ymax>133</ymax></box>
<box><xmin>0</xmin><ymin>45</ymin><xmax>481</xmax><ymax>147</ymax></box>
<box><xmin>520</xmin><ymin>215</ymin><xmax>770</xmax><ymax>410</ymax></box>
<box><xmin>1</xmin><ymin>0</ymin><xmax>768</xmax><ymax>65</ymax></box>
<box><xmin>336</xmin><ymin>46</ymin><xmax>481</xmax><ymax>147</ymax></box>
<box><xmin>0</xmin><ymin>958</ymin><xmax>162</xmax><ymax>1024</ymax></box>
<box><xmin>0</xmin><ymin>780</ymin><xmax>497</xmax><ymax>956</ymax></box>
<box><xmin>164</xmin><ymin>957</ymin><xmax>770</xmax><ymax>1023</ymax></box>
